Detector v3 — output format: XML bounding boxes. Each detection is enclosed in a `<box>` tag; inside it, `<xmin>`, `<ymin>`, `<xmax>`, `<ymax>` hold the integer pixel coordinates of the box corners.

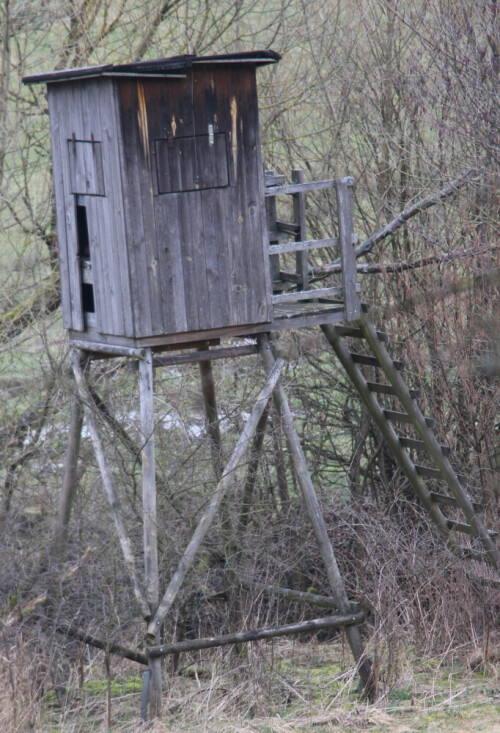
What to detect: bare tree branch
<box><xmin>311</xmin><ymin>169</ymin><xmax>481</xmax><ymax>277</ymax></box>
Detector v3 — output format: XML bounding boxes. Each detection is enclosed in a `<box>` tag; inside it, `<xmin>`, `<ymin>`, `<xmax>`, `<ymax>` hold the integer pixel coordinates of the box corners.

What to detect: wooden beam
<box><xmin>270</xmin><ymin>237</ymin><xmax>339</xmax><ymax>256</ymax></box>
<box><xmin>56</xmin><ymin>624</ymin><xmax>148</xmax><ymax>665</ymax></box>
<box><xmin>292</xmin><ymin>169</ymin><xmax>309</xmax><ymax>289</ymax></box>
<box><xmin>265</xmin><ymin>179</ymin><xmax>335</xmax><ymax>196</ymax></box>
<box><xmin>336</xmin><ymin>177</ymin><xmax>360</xmax><ymax>321</ymax></box>
<box><xmin>154</xmin><ymin>343</ymin><xmax>258</xmax><ymax>368</ymax></box>
<box><xmin>139</xmin><ymin>348</ymin><xmax>161</xmax><ymax>718</ymax></box>
<box><xmin>71</xmin><ymin>351</ymin><xmax>150</xmax><ymax>620</ymax></box>
<box><xmin>148</xmin><ymin>613</ymin><xmax>365</xmax><ymax>658</ymax></box>
<box><xmin>147</xmin><ymin>357</ymin><xmax>285</xmax><ymax>639</ymax></box>
<box><xmin>258</xmin><ymin>334</ymin><xmax>374</xmax><ymax>700</ymax></box>
<box><xmin>272</xmin><ymin>287</ymin><xmax>343</xmax><ymax>304</ymax></box>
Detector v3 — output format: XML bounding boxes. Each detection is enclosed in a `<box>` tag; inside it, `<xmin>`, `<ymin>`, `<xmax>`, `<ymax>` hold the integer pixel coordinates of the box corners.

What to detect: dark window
<box><xmin>76</xmin><ymin>203</ymin><xmax>90</xmax><ymax>257</ymax></box>
<box><xmin>76</xmin><ymin>199</ymin><xmax>95</xmax><ymax>313</ymax></box>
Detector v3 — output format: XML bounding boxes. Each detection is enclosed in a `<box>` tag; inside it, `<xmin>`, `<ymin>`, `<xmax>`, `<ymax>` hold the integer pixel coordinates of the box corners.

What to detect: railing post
<box><xmin>292</xmin><ymin>169</ymin><xmax>309</xmax><ymax>289</ymax></box>
<box><xmin>336</xmin><ymin>177</ymin><xmax>360</xmax><ymax>321</ymax></box>
<box><xmin>265</xmin><ymin>169</ymin><xmax>281</xmax><ymax>284</ymax></box>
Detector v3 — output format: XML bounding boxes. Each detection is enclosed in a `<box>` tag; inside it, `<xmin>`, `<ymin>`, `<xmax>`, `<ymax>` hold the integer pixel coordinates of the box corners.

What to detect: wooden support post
<box><xmin>147</xmin><ymin>358</ymin><xmax>285</xmax><ymax>639</ymax></box>
<box><xmin>50</xmin><ymin>392</ymin><xmax>84</xmax><ymax>566</ymax></box>
<box><xmin>199</xmin><ymin>356</ymin><xmax>223</xmax><ymax>480</ymax></box>
<box><xmin>258</xmin><ymin>334</ymin><xmax>374</xmax><ymax>699</ymax></box>
<box><xmin>292</xmin><ymin>169</ymin><xmax>309</xmax><ymax>289</ymax></box>
<box><xmin>336</xmin><ymin>177</ymin><xmax>360</xmax><ymax>321</ymax></box>
<box><xmin>71</xmin><ymin>351</ymin><xmax>150</xmax><ymax>620</ymax></box>
<box><xmin>139</xmin><ymin>348</ymin><xmax>162</xmax><ymax>717</ymax></box>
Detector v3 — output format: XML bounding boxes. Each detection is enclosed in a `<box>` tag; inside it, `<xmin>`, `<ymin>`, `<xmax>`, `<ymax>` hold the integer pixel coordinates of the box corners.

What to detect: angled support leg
<box><xmin>71</xmin><ymin>350</ymin><xmax>150</xmax><ymax>620</ymax></box>
<box><xmin>258</xmin><ymin>334</ymin><xmax>374</xmax><ymax>700</ymax></box>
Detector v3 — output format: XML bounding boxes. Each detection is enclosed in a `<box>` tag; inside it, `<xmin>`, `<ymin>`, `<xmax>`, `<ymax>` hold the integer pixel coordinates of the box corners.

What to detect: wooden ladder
<box><xmin>321</xmin><ymin>316</ymin><xmax>500</xmax><ymax>576</ymax></box>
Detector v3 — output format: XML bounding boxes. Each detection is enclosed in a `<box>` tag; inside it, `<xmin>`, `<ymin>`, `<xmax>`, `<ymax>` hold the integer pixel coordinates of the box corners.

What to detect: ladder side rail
<box><xmin>358</xmin><ymin>317</ymin><xmax>500</xmax><ymax>572</ymax></box>
<box><xmin>321</xmin><ymin>324</ymin><xmax>458</xmax><ymax>544</ymax></box>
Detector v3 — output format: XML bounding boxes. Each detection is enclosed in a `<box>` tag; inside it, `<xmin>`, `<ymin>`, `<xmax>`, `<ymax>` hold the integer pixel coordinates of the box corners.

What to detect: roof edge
<box><xmin>23</xmin><ymin>50</ymin><xmax>281</xmax><ymax>85</ymax></box>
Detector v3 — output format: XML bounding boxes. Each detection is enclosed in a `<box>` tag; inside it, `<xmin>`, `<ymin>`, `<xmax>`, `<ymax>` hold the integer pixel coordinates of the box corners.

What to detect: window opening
<box><xmin>76</xmin><ymin>198</ymin><xmax>95</xmax><ymax>314</ymax></box>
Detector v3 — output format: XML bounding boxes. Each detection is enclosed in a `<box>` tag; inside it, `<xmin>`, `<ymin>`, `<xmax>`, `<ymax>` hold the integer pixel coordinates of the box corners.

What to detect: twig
<box><xmin>311</xmin><ymin>169</ymin><xmax>481</xmax><ymax>277</ymax></box>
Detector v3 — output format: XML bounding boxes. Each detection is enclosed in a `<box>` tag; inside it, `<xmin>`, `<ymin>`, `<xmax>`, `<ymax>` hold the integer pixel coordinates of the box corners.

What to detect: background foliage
<box><xmin>0</xmin><ymin>0</ymin><xmax>498</xmax><ymax>728</ymax></box>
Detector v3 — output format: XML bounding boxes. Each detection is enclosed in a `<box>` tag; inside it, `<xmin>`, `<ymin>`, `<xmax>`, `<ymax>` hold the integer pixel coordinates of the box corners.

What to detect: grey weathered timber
<box><xmin>139</xmin><ymin>349</ymin><xmax>159</xmax><ymax>614</ymax></box>
<box><xmin>430</xmin><ymin>491</ymin><xmax>483</xmax><ymax>512</ymax></box>
<box><xmin>50</xmin><ymin>393</ymin><xmax>84</xmax><ymax>565</ymax></box>
<box><xmin>139</xmin><ymin>349</ymin><xmax>162</xmax><ymax>718</ymax></box>
<box><xmin>270</xmin><ymin>237</ymin><xmax>339</xmax><ymax>255</ymax></box>
<box><xmin>148</xmin><ymin>613</ymin><xmax>365</xmax><ymax>658</ymax></box>
<box><xmin>258</xmin><ymin>334</ymin><xmax>374</xmax><ymax>699</ymax></box>
<box><xmin>383</xmin><ymin>409</ymin><xmax>435</xmax><ymax>427</ymax></box>
<box><xmin>264</xmin><ymin>179</ymin><xmax>336</xmax><ymax>196</ymax></box>
<box><xmin>32</xmin><ymin>54</ymin><xmax>278</xmax><ymax>352</ymax></box>
<box><xmin>70</xmin><ymin>340</ymin><xmax>146</xmax><ymax>358</ymax></box>
<box><xmin>265</xmin><ymin>171</ymin><xmax>281</xmax><ymax>283</ymax></box>
<box><xmin>351</xmin><ymin>353</ymin><xmax>404</xmax><ymax>370</ymax></box>
<box><xmin>71</xmin><ymin>351</ymin><xmax>151</xmax><ymax>619</ymax></box>
<box><xmin>153</xmin><ymin>343</ymin><xmax>258</xmax><ymax>367</ymax></box>
<box><xmin>398</xmin><ymin>435</ymin><xmax>450</xmax><ymax>455</ymax></box>
<box><xmin>367</xmin><ymin>382</ymin><xmax>420</xmax><ymax>398</ymax></box>
<box><xmin>57</xmin><ymin>624</ymin><xmax>148</xmax><ymax>666</ymax></box>
<box><xmin>336</xmin><ymin>177</ymin><xmax>360</xmax><ymax>321</ymax></box>
<box><xmin>272</xmin><ymin>287</ymin><xmax>343</xmax><ymax>304</ymax></box>
<box><xmin>199</xmin><ymin>358</ymin><xmax>224</xmax><ymax>481</ymax></box>
<box><xmin>292</xmin><ymin>169</ymin><xmax>308</xmax><ymax>288</ymax></box>
<box><xmin>147</xmin><ymin>357</ymin><xmax>285</xmax><ymax>638</ymax></box>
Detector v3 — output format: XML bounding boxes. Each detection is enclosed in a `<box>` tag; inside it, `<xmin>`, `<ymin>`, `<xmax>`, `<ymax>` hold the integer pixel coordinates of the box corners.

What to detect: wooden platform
<box><xmin>69</xmin><ymin>301</ymin><xmax>350</xmax><ymax>357</ymax></box>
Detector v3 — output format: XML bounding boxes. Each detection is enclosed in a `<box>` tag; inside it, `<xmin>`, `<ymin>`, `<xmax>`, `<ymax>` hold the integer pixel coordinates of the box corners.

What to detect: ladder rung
<box><xmin>447</xmin><ymin>520</ymin><xmax>498</xmax><ymax>539</ymax></box>
<box><xmin>335</xmin><ymin>326</ymin><xmax>388</xmax><ymax>341</ymax></box>
<box><xmin>350</xmin><ymin>353</ymin><xmax>404</xmax><ymax>370</ymax></box>
<box><xmin>367</xmin><ymin>382</ymin><xmax>420</xmax><ymax>398</ymax></box>
<box><xmin>430</xmin><ymin>491</ymin><xmax>483</xmax><ymax>512</ymax></box>
<box><xmin>398</xmin><ymin>436</ymin><xmax>450</xmax><ymax>455</ymax></box>
<box><xmin>383</xmin><ymin>409</ymin><xmax>435</xmax><ymax>427</ymax></box>
<box><xmin>415</xmin><ymin>464</ymin><xmax>443</xmax><ymax>479</ymax></box>
<box><xmin>416</xmin><ymin>464</ymin><xmax>467</xmax><ymax>482</ymax></box>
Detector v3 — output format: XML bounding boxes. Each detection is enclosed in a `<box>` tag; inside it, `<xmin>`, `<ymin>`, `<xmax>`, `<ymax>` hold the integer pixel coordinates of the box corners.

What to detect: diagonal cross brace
<box><xmin>72</xmin><ymin>350</ymin><xmax>151</xmax><ymax>620</ymax></box>
<box><xmin>147</xmin><ymin>357</ymin><xmax>285</xmax><ymax>638</ymax></box>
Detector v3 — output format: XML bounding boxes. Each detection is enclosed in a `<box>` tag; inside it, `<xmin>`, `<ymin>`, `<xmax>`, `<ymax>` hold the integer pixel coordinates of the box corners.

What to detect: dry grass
<box><xmin>2</xmin><ymin>632</ymin><xmax>498</xmax><ymax>732</ymax></box>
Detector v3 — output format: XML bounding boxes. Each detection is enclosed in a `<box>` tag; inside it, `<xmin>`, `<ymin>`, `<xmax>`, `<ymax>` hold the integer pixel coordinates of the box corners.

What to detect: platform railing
<box><xmin>264</xmin><ymin>170</ymin><xmax>361</xmax><ymax>321</ymax></box>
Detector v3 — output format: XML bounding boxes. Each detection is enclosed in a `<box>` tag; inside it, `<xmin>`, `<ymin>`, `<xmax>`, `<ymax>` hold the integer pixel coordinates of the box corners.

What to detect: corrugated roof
<box><xmin>23</xmin><ymin>50</ymin><xmax>281</xmax><ymax>84</ymax></box>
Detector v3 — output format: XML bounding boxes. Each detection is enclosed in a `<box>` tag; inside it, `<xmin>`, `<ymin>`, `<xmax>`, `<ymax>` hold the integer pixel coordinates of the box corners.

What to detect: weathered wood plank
<box><xmin>47</xmin><ymin>85</ymin><xmax>79</xmax><ymax>331</ymax></box>
<box><xmin>292</xmin><ymin>169</ymin><xmax>308</xmax><ymax>288</ymax></box>
<box><xmin>430</xmin><ymin>491</ymin><xmax>482</xmax><ymax>512</ymax></box>
<box><xmin>336</xmin><ymin>178</ymin><xmax>360</xmax><ymax>321</ymax></box>
<box><xmin>153</xmin><ymin>343</ymin><xmax>258</xmax><ymax>367</ymax></box>
<box><xmin>264</xmin><ymin>179</ymin><xmax>335</xmax><ymax>196</ymax></box>
<box><xmin>272</xmin><ymin>286</ymin><xmax>343</xmax><ymax>304</ymax></box>
<box><xmin>270</xmin><ymin>237</ymin><xmax>339</xmax><ymax>255</ymax></box>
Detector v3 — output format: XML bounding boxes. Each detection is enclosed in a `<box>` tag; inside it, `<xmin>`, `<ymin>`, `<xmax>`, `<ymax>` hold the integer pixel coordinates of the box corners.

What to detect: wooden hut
<box><xmin>24</xmin><ymin>51</ymin><xmax>280</xmax><ymax>351</ymax></box>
